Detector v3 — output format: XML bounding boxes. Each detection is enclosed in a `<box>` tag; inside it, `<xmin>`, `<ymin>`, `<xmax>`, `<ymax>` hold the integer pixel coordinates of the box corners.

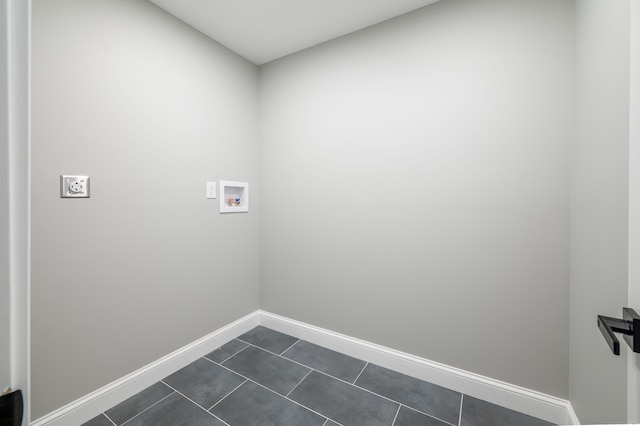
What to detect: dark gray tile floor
<box><xmin>82</xmin><ymin>326</ymin><xmax>554</xmax><ymax>426</ymax></box>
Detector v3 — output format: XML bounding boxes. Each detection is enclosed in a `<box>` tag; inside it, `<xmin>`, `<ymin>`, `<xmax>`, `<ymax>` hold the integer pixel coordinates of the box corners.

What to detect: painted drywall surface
<box><xmin>259</xmin><ymin>0</ymin><xmax>571</xmax><ymax>398</ymax></box>
<box><xmin>570</xmin><ymin>0</ymin><xmax>631</xmax><ymax>423</ymax></box>
<box><xmin>629</xmin><ymin>1</ymin><xmax>640</xmax><ymax>421</ymax></box>
<box><xmin>31</xmin><ymin>0</ymin><xmax>259</xmax><ymax>418</ymax></box>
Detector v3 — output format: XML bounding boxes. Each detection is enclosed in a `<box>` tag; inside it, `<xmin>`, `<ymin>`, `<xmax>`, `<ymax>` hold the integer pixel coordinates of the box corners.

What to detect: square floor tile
<box><xmin>122</xmin><ymin>393</ymin><xmax>225</xmax><ymax>426</ymax></box>
<box><xmin>394</xmin><ymin>406</ymin><xmax>452</xmax><ymax>426</ymax></box>
<box><xmin>81</xmin><ymin>414</ymin><xmax>115</xmax><ymax>426</ymax></box>
<box><xmin>237</xmin><ymin>326</ymin><xmax>299</xmax><ymax>354</ymax></box>
<box><xmin>210</xmin><ymin>381</ymin><xmax>326</xmax><ymax>426</ymax></box>
<box><xmin>222</xmin><ymin>345</ymin><xmax>311</xmax><ymax>395</ymax></box>
<box><xmin>104</xmin><ymin>382</ymin><xmax>173</xmax><ymax>425</ymax></box>
<box><xmin>355</xmin><ymin>363</ymin><xmax>461</xmax><ymax>425</ymax></box>
<box><xmin>460</xmin><ymin>395</ymin><xmax>554</xmax><ymax>426</ymax></box>
<box><xmin>163</xmin><ymin>358</ymin><xmax>244</xmax><ymax>408</ymax></box>
<box><xmin>289</xmin><ymin>370</ymin><xmax>399</xmax><ymax>426</ymax></box>
<box><xmin>204</xmin><ymin>339</ymin><xmax>248</xmax><ymax>364</ymax></box>
<box><xmin>282</xmin><ymin>340</ymin><xmax>367</xmax><ymax>383</ymax></box>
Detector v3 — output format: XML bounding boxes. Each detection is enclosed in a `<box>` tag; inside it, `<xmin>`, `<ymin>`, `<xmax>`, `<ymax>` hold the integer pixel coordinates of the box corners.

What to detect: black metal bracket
<box><xmin>598</xmin><ymin>307</ymin><xmax>640</xmax><ymax>355</ymax></box>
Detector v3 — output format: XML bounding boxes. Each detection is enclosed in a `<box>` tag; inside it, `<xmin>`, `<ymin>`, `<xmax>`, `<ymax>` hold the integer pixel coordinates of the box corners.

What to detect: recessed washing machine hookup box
<box><xmin>219</xmin><ymin>180</ymin><xmax>249</xmax><ymax>213</ymax></box>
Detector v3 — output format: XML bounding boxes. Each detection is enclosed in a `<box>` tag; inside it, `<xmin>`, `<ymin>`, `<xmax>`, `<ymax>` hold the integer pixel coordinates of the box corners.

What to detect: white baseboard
<box><xmin>32</xmin><ymin>309</ymin><xmax>579</xmax><ymax>425</ymax></box>
<box><xmin>31</xmin><ymin>311</ymin><xmax>260</xmax><ymax>426</ymax></box>
<box><xmin>566</xmin><ymin>403</ymin><xmax>581</xmax><ymax>425</ymax></box>
<box><xmin>259</xmin><ymin>310</ymin><xmax>579</xmax><ymax>426</ymax></box>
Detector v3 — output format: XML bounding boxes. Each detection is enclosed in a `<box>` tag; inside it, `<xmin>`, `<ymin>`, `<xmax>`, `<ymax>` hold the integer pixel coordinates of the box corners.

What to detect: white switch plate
<box><xmin>206</xmin><ymin>181</ymin><xmax>217</xmax><ymax>199</ymax></box>
<box><xmin>61</xmin><ymin>175</ymin><xmax>90</xmax><ymax>198</ymax></box>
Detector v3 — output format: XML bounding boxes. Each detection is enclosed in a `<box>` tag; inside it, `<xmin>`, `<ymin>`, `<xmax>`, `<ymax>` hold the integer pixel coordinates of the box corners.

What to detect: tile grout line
<box><xmin>270</xmin><ymin>342</ymin><xmax>418</xmax><ymax>423</ymax></box>
<box><xmin>236</xmin><ymin>338</ymin><xmax>361</xmax><ymax>390</ymax></box>
<box><xmin>390</xmin><ymin>404</ymin><xmax>402</xmax><ymax>426</ymax></box>
<box><xmin>210</xmin><ymin>359</ymin><xmax>337</xmax><ymax>423</ymax></box>
<box><xmin>458</xmin><ymin>394</ymin><xmax>464</xmax><ymax>426</ymax></box>
<box><xmin>294</xmin><ymin>367</ymin><xmax>404</xmax><ymax>420</ymax></box>
<box><xmin>334</xmin><ymin>364</ymin><xmax>464</xmax><ymax>426</ymax></box>
<box><xmin>207</xmin><ymin>378</ymin><xmax>249</xmax><ymax>411</ymax></box>
<box><xmin>285</xmin><ymin>369</ymin><xmax>314</xmax><ymax>398</ymax></box>
<box><xmin>250</xmin><ymin>342</ymin><xmax>341</xmax><ymax>382</ymax></box>
<box><xmin>245</xmin><ymin>331</ymin><xmax>454</xmax><ymax>419</ymax></box>
<box><xmin>222</xmin><ymin>342</ymin><xmax>314</xmax><ymax>381</ymax></box>
<box><xmin>119</xmin><ymin>391</ymin><xmax>176</xmax><ymax>426</ymax></box>
<box><xmin>200</xmin><ymin>346</ymin><xmax>315</xmax><ymax>420</ymax></box>
<box><xmin>352</xmin><ymin>362</ymin><xmax>369</xmax><ymax>384</ymax></box>
<box><xmin>235</xmin><ymin>337</ymin><xmax>297</xmax><ymax>357</ymax></box>
<box><xmin>243</xmin><ymin>340</ymin><xmax>304</xmax><ymax>361</ymax></box>
<box><xmin>101</xmin><ymin>413</ymin><xmax>117</xmax><ymax>426</ymax></box>
<box><xmin>206</xmin><ymin>340</ymin><xmax>250</xmax><ymax>365</ymax></box>
<box><xmin>398</xmin><ymin>404</ymin><xmax>458</xmax><ymax>426</ymax></box>
<box><xmin>160</xmin><ymin>381</ymin><xmax>231</xmax><ymax>426</ymax></box>
<box><xmin>305</xmin><ymin>368</ymin><xmax>457</xmax><ymax>425</ymax></box>
<box><xmin>280</xmin><ymin>341</ymin><xmax>368</xmax><ymax>385</ymax></box>
<box><xmin>279</xmin><ymin>338</ymin><xmax>301</xmax><ymax>356</ymax></box>
<box><xmin>322</xmin><ymin>417</ymin><xmax>346</xmax><ymax>426</ymax></box>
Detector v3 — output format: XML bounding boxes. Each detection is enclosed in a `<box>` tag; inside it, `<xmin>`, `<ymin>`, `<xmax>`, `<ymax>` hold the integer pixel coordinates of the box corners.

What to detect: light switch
<box><xmin>206</xmin><ymin>181</ymin><xmax>217</xmax><ymax>199</ymax></box>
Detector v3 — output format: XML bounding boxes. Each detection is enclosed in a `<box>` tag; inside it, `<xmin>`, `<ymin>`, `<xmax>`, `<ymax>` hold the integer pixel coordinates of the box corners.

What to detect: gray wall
<box><xmin>629</xmin><ymin>2</ymin><xmax>640</xmax><ymax>421</ymax></box>
<box><xmin>34</xmin><ymin>0</ymin><xmax>638</xmax><ymax>420</ymax></box>
<box><xmin>31</xmin><ymin>0</ymin><xmax>259</xmax><ymax>419</ymax></box>
<box><xmin>259</xmin><ymin>0</ymin><xmax>572</xmax><ymax>399</ymax></box>
<box><xmin>570</xmin><ymin>0</ymin><xmax>631</xmax><ymax>423</ymax></box>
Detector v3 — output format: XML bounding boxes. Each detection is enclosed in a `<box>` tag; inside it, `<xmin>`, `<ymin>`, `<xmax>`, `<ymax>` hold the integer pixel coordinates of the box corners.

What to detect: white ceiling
<box><xmin>149</xmin><ymin>0</ymin><xmax>441</xmax><ymax>65</ymax></box>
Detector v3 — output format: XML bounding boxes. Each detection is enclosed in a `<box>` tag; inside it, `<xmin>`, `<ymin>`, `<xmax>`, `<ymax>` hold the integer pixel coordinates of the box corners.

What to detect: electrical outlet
<box><xmin>61</xmin><ymin>175</ymin><xmax>90</xmax><ymax>198</ymax></box>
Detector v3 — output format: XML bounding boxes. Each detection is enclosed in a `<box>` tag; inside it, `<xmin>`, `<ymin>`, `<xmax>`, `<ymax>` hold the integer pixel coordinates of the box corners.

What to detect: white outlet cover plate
<box><xmin>61</xmin><ymin>175</ymin><xmax>90</xmax><ymax>198</ymax></box>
